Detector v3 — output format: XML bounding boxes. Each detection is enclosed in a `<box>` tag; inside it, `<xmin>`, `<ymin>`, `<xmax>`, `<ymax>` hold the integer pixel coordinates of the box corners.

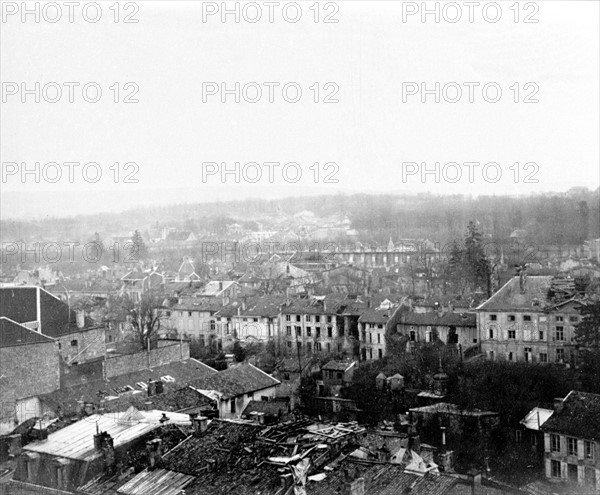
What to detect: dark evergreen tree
<box><xmin>130</xmin><ymin>229</ymin><xmax>148</xmax><ymax>260</ymax></box>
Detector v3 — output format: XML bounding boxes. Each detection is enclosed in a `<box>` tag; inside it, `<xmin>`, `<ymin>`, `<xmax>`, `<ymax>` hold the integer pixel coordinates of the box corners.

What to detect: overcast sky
<box><xmin>1</xmin><ymin>0</ymin><xmax>599</xmax><ymax>219</ymax></box>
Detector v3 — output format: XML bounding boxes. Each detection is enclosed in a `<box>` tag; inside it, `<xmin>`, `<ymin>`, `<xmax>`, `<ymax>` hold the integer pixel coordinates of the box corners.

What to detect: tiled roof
<box><xmin>275</xmin><ymin>357</ymin><xmax>312</xmax><ymax>373</ymax></box>
<box><xmin>189</xmin><ymin>363</ymin><xmax>280</xmax><ymax>400</ymax></box>
<box><xmin>38</xmin><ymin>359</ymin><xmax>218</xmax><ymax>413</ymax></box>
<box><xmin>322</xmin><ymin>360</ymin><xmax>355</xmax><ymax>372</ymax></box>
<box><xmin>199</xmin><ymin>281</ymin><xmax>236</xmax><ymax>297</ymax></box>
<box><xmin>541</xmin><ymin>391</ymin><xmax>600</xmax><ymax>439</ymax></box>
<box><xmin>171</xmin><ymin>298</ymin><xmax>224</xmax><ymax>312</ymax></box>
<box><xmin>308</xmin><ymin>460</ymin><xmax>458</xmax><ymax>495</ymax></box>
<box><xmin>359</xmin><ymin>308</ymin><xmax>396</xmax><ymax>324</ymax></box>
<box><xmin>476</xmin><ymin>276</ymin><xmax>553</xmax><ymax>311</ymax></box>
<box><xmin>0</xmin><ymin>317</ymin><xmax>55</xmax><ymax>347</ymax></box>
<box><xmin>217</xmin><ymin>296</ymin><xmax>286</xmax><ymax>318</ymax></box>
<box><xmin>400</xmin><ymin>312</ymin><xmax>476</xmax><ymax>327</ymax></box>
<box><xmin>241</xmin><ymin>400</ymin><xmax>290</xmax><ymax>418</ymax></box>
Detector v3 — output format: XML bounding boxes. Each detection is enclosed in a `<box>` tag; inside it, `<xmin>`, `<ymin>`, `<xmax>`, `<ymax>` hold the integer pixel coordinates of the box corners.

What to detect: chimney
<box><xmin>146</xmin><ymin>438</ymin><xmax>163</xmax><ymax>470</ymax></box>
<box><xmin>344</xmin><ymin>477</ymin><xmax>365</xmax><ymax>495</ymax></box>
<box><xmin>467</xmin><ymin>469</ymin><xmax>483</xmax><ymax>495</ymax></box>
<box><xmin>93</xmin><ymin>432</ymin><xmax>104</xmax><ymax>451</ymax></box>
<box><xmin>192</xmin><ymin>416</ymin><xmax>208</xmax><ymax>436</ymax></box>
<box><xmin>76</xmin><ymin>309</ymin><xmax>85</xmax><ymax>329</ymax></box>
<box><xmin>554</xmin><ymin>397</ymin><xmax>564</xmax><ymax>412</ymax></box>
<box><xmin>225</xmin><ymin>353</ymin><xmax>235</xmax><ymax>368</ymax></box>
<box><xmin>519</xmin><ymin>267</ymin><xmax>527</xmax><ymax>293</ymax></box>
<box><xmin>219</xmin><ymin>281</ymin><xmax>223</xmax><ymax>291</ymax></box>
<box><xmin>408</xmin><ymin>433</ymin><xmax>421</xmax><ymax>454</ymax></box>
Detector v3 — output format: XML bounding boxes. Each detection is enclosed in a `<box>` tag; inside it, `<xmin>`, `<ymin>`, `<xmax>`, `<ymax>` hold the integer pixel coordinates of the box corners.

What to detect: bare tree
<box><xmin>124</xmin><ymin>293</ymin><xmax>165</xmax><ymax>350</ymax></box>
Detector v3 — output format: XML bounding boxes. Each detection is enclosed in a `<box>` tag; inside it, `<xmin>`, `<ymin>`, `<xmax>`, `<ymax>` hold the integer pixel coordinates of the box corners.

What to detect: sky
<box><xmin>1</xmin><ymin>0</ymin><xmax>599</xmax><ymax>219</ymax></box>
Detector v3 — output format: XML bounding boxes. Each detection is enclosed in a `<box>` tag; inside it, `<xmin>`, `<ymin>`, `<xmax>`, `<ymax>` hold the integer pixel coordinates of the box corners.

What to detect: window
<box><xmin>230</xmin><ymin>400</ymin><xmax>236</xmax><ymax>414</ymax></box>
<box><xmin>337</xmin><ymin>371</ymin><xmax>343</xmax><ymax>380</ymax></box>
<box><xmin>327</xmin><ymin>316</ymin><xmax>332</xmax><ymax>323</ymax></box>
<box><xmin>210</xmin><ymin>320</ymin><xmax>216</xmax><ymax>331</ymax></box>
<box><xmin>296</xmin><ymin>326</ymin><xmax>302</xmax><ymax>336</ymax></box>
<box><xmin>585</xmin><ymin>440</ymin><xmax>594</xmax><ymax>460</ymax></box>
<box><xmin>567</xmin><ymin>437</ymin><xmax>577</xmax><ymax>456</ymax></box>
<box><xmin>306</xmin><ymin>327</ymin><xmax>312</xmax><ymax>337</ymax></box>
<box><xmin>296</xmin><ymin>315</ymin><xmax>301</xmax><ymax>322</ymax></box>
<box><xmin>369</xmin><ymin>333</ymin><xmax>372</xmax><ymax>343</ymax></box>
<box><xmin>523</xmin><ymin>315</ymin><xmax>532</xmax><ymax>322</ymax></box>
<box><xmin>71</xmin><ymin>340</ymin><xmax>78</xmax><ymax>346</ymax></box>
<box><xmin>490</xmin><ymin>314</ymin><xmax>497</xmax><ymax>321</ymax></box>
<box><xmin>539</xmin><ymin>353</ymin><xmax>548</xmax><ymax>363</ymax></box>
<box><xmin>297</xmin><ymin>342</ymin><xmax>302</xmax><ymax>350</ymax></box>
<box><xmin>508</xmin><ymin>352</ymin><xmax>514</xmax><ymax>361</ymax></box>
<box><xmin>508</xmin><ymin>315</ymin><xmax>515</xmax><ymax>322</ymax></box>
<box><xmin>315</xmin><ymin>315</ymin><xmax>320</xmax><ymax>323</ymax></box>
<box><xmin>555</xmin><ymin>326</ymin><xmax>565</xmax><ymax>341</ymax></box>
<box><xmin>327</xmin><ymin>328</ymin><xmax>333</xmax><ymax>338</ymax></box>
<box><xmin>489</xmin><ymin>328</ymin><xmax>494</xmax><ymax>339</ymax></box>
<box><xmin>539</xmin><ymin>330</ymin><xmax>544</xmax><ymax>340</ymax></box>
<box><xmin>326</xmin><ymin>343</ymin><xmax>331</xmax><ymax>353</ymax></box>
<box><xmin>286</xmin><ymin>315</ymin><xmax>291</xmax><ymax>321</ymax></box>
<box><xmin>524</xmin><ymin>347</ymin><xmax>532</xmax><ymax>362</ymax></box>
<box><xmin>316</xmin><ymin>328</ymin><xmax>321</xmax><ymax>338</ymax></box>
<box><xmin>188</xmin><ymin>311</ymin><xmax>192</xmax><ymax>317</ymax></box>
<box><xmin>283</xmin><ymin>372</ymin><xmax>290</xmax><ymax>380</ymax></box>
<box><xmin>253</xmin><ymin>318</ymin><xmax>258</xmax><ymax>322</ymax></box>
<box><xmin>369</xmin><ymin>349</ymin><xmax>373</xmax><ymax>359</ymax></box>
<box><xmin>378</xmin><ymin>349</ymin><xmax>383</xmax><ymax>359</ymax></box>
<box><xmin>409</xmin><ymin>330</ymin><xmax>416</xmax><ymax>342</ymax></box>
<box><xmin>286</xmin><ymin>326</ymin><xmax>292</xmax><ymax>336</ymax></box>
<box><xmin>377</xmin><ymin>333</ymin><xmax>381</xmax><ymax>344</ymax></box>
<box><xmin>569</xmin><ymin>316</ymin><xmax>579</xmax><ymax>323</ymax></box>
<box><xmin>306</xmin><ymin>342</ymin><xmax>312</xmax><ymax>353</ymax></box>
<box><xmin>306</xmin><ymin>315</ymin><xmax>311</xmax><ymax>322</ymax></box>
<box><xmin>551</xmin><ymin>460</ymin><xmax>561</xmax><ymax>478</ymax></box>
<box><xmin>508</xmin><ymin>330</ymin><xmax>516</xmax><ymax>339</ymax></box>
<box><xmin>551</xmin><ymin>434</ymin><xmax>561</xmax><ymax>452</ymax></box>
<box><xmin>488</xmin><ymin>350</ymin><xmax>495</xmax><ymax>360</ymax></box>
<box><xmin>556</xmin><ymin>316</ymin><xmax>564</xmax><ymax>322</ymax></box>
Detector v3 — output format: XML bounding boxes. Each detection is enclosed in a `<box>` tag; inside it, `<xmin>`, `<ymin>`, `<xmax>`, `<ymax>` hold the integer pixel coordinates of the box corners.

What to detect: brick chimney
<box><xmin>344</xmin><ymin>477</ymin><xmax>365</xmax><ymax>495</ymax></box>
<box><xmin>146</xmin><ymin>438</ymin><xmax>163</xmax><ymax>470</ymax></box>
<box><xmin>192</xmin><ymin>416</ymin><xmax>208</xmax><ymax>436</ymax></box>
<box><xmin>467</xmin><ymin>469</ymin><xmax>483</xmax><ymax>495</ymax></box>
<box><xmin>76</xmin><ymin>309</ymin><xmax>85</xmax><ymax>329</ymax></box>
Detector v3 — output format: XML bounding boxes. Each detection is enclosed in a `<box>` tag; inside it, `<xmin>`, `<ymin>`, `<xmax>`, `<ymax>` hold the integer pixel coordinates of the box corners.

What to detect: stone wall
<box><xmin>104</xmin><ymin>341</ymin><xmax>190</xmax><ymax>378</ymax></box>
